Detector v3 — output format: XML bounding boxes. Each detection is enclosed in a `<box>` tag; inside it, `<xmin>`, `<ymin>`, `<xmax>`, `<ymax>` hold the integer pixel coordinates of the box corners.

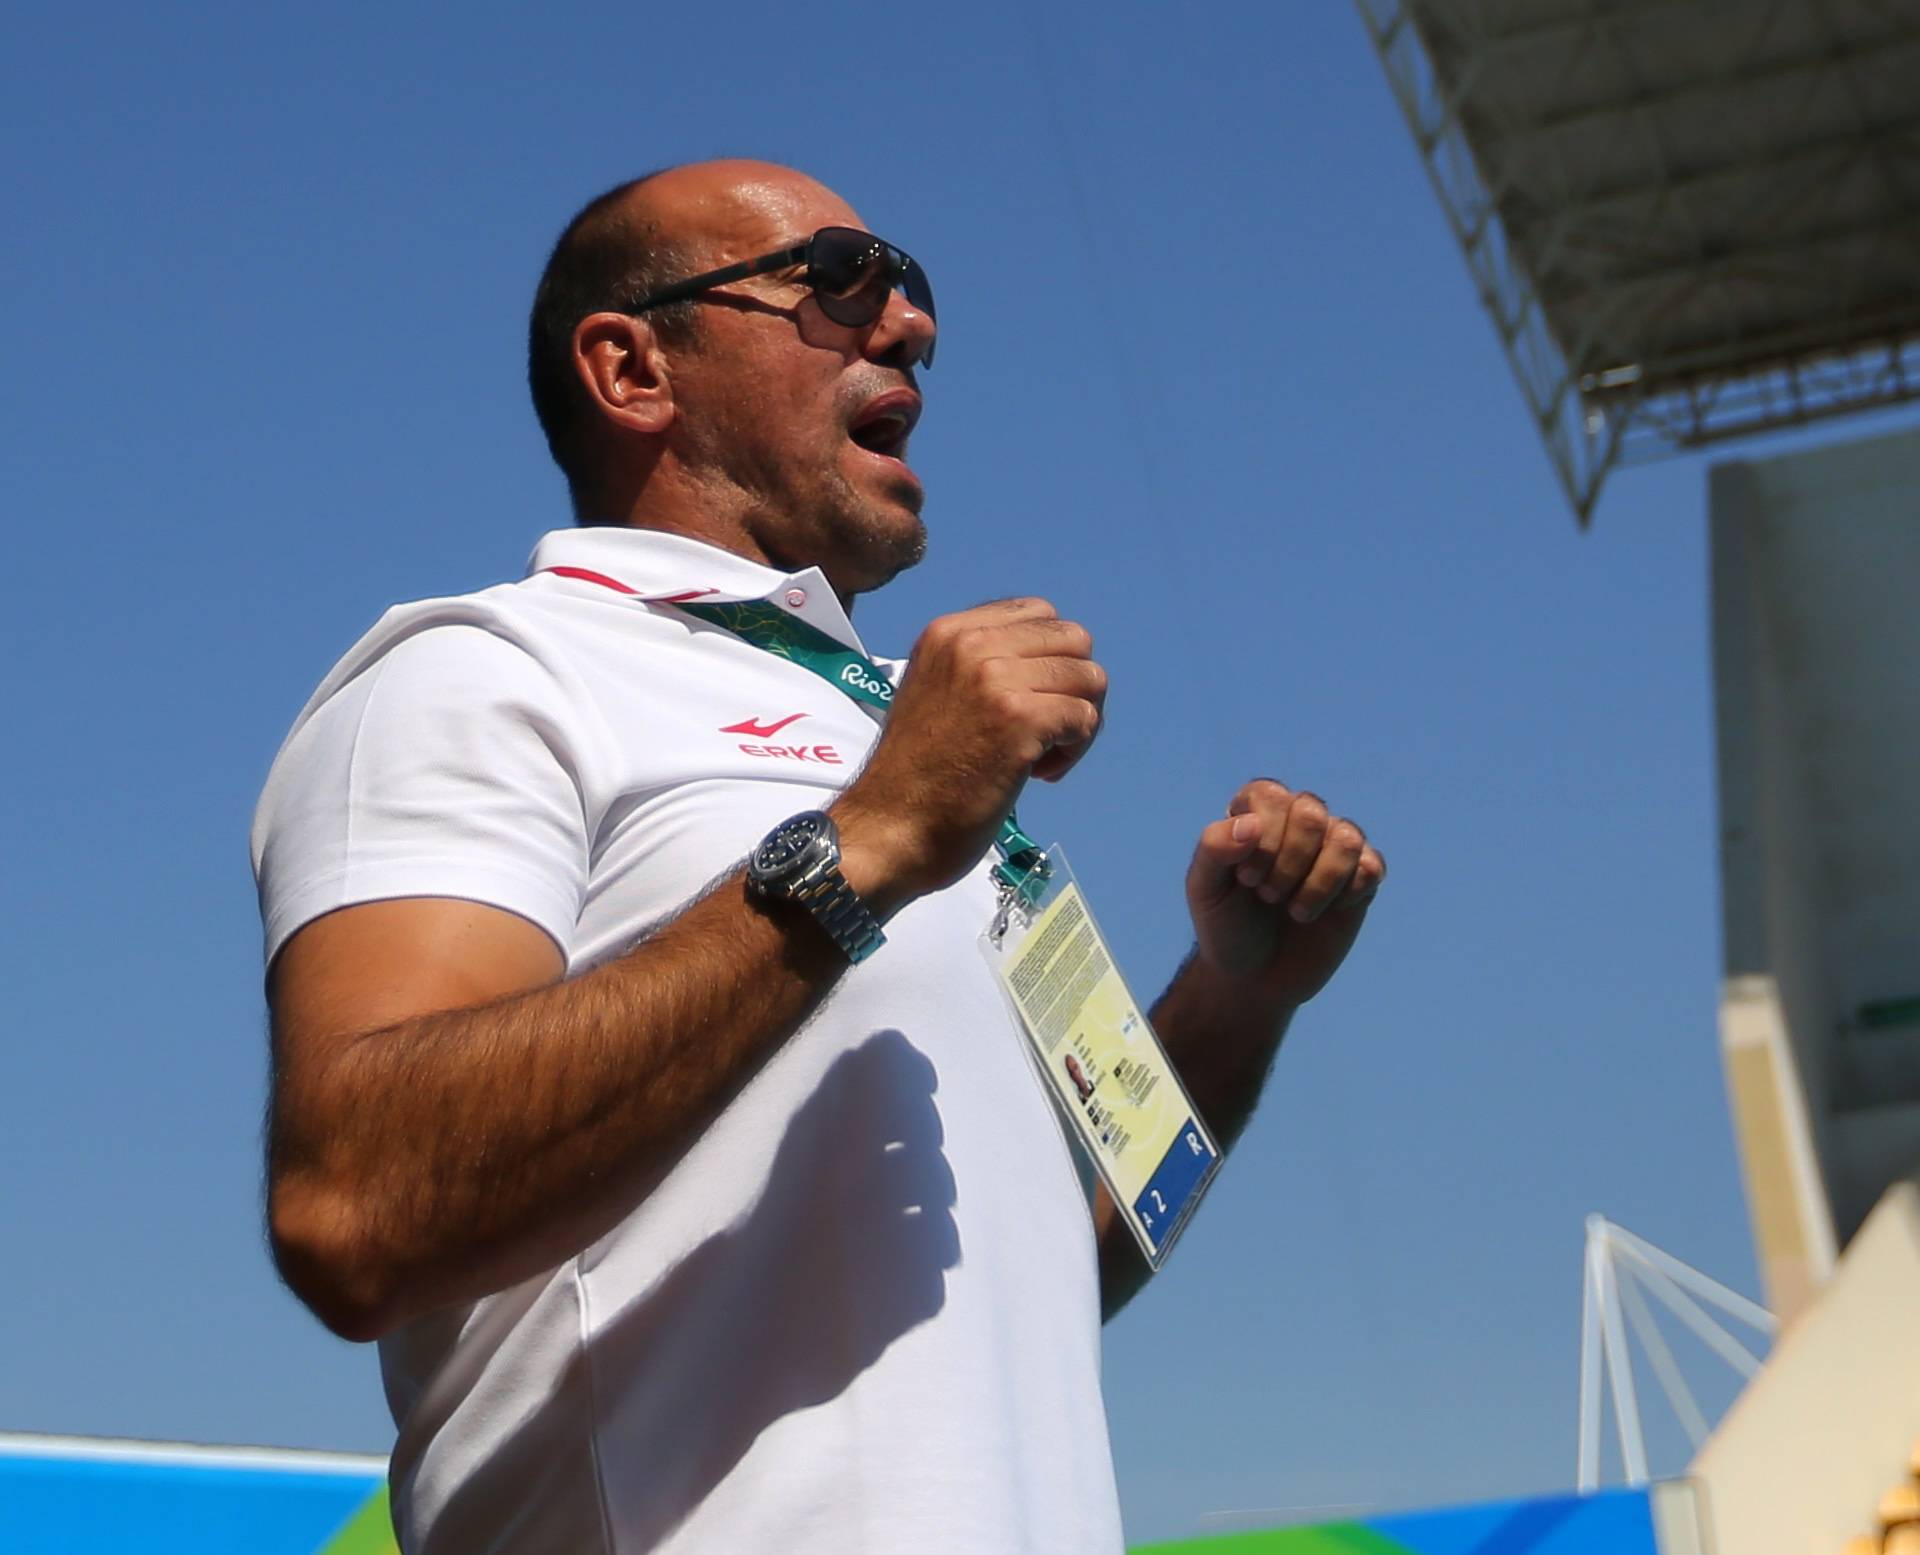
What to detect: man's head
<box><xmin>527</xmin><ymin>160</ymin><xmax>938</xmax><ymax>597</ymax></box>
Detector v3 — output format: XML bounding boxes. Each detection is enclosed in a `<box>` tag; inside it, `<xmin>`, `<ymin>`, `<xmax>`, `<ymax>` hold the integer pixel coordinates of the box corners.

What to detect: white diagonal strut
<box><xmin>1617</xmin><ymin>1262</ymin><xmax>1712</xmax><ymax>1448</ymax></box>
<box><xmin>1606</xmin><ymin>1222</ymin><xmax>1777</xmax><ymax>1335</ymax></box>
<box><xmin>1613</xmin><ymin>1243</ymin><xmax>1765</xmax><ymax>1378</ymax></box>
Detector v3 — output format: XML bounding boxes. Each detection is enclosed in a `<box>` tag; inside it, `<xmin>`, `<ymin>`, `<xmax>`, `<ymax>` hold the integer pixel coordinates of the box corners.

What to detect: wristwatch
<box><xmin>746</xmin><ymin>810</ymin><xmax>886</xmax><ymax>964</ymax></box>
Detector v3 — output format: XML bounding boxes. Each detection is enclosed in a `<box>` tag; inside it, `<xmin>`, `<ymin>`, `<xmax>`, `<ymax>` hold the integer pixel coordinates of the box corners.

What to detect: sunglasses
<box><xmin>623</xmin><ymin>225</ymin><xmax>936</xmax><ymax>367</ymax></box>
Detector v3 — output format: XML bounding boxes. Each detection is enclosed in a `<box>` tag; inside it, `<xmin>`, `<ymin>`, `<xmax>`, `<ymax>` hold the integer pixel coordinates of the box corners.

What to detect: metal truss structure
<box><xmin>1577</xmin><ymin>1217</ymin><xmax>1776</xmax><ymax>1490</ymax></box>
<box><xmin>1355</xmin><ymin>0</ymin><xmax>1920</xmax><ymax>523</ymax></box>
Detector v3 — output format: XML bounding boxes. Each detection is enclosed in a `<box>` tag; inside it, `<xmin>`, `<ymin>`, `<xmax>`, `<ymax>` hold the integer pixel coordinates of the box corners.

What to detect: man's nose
<box><xmin>865</xmin><ymin>288</ymin><xmax>937</xmax><ymax>371</ymax></box>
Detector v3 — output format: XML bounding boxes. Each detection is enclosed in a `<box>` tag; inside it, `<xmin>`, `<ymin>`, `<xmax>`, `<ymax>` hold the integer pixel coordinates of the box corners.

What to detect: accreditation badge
<box><xmin>980</xmin><ymin>848</ymin><xmax>1220</xmax><ymax>1269</ymax></box>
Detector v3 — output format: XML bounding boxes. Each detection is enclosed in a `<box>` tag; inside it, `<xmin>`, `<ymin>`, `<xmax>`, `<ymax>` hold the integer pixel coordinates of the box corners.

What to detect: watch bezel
<box><xmin>748</xmin><ymin>810</ymin><xmax>837</xmax><ymax>894</ymax></box>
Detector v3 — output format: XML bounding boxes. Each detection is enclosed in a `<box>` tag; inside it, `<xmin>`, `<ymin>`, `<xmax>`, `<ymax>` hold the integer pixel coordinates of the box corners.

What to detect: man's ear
<box><xmin>572</xmin><ymin>313</ymin><xmax>676</xmax><ymax>436</ymax></box>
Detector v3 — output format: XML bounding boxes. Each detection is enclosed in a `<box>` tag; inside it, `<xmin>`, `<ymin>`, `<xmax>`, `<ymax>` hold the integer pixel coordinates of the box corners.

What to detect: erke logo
<box><xmin>839</xmin><ymin>663</ymin><xmax>893</xmax><ymax>701</ymax></box>
<box><xmin>719</xmin><ymin>713</ymin><xmax>808</xmax><ymax>738</ymax></box>
<box><xmin>719</xmin><ymin>713</ymin><xmax>843</xmax><ymax>766</ymax></box>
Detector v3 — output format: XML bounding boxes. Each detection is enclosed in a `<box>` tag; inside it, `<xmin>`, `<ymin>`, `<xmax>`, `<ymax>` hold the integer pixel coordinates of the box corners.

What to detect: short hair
<box><xmin>526</xmin><ymin>169</ymin><xmax>700</xmax><ymax>498</ymax></box>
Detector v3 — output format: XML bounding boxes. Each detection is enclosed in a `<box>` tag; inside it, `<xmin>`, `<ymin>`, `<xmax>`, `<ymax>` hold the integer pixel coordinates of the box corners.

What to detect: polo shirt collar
<box><xmin>526</xmin><ymin>526</ymin><xmax>868</xmax><ymax>652</ymax></box>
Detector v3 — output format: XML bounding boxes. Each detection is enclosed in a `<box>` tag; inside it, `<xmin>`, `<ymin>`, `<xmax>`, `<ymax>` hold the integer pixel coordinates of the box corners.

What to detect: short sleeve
<box><xmin>252</xmin><ymin>619</ymin><xmax>591</xmax><ymax>965</ymax></box>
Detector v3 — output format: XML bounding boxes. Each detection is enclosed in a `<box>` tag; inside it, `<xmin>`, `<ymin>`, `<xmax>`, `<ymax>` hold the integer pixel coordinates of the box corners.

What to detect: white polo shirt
<box><xmin>251</xmin><ymin>526</ymin><xmax>1123</xmax><ymax>1555</ymax></box>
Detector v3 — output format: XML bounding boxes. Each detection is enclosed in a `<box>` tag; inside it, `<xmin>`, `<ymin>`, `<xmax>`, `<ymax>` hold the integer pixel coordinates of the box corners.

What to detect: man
<box><xmin>253</xmin><ymin>159</ymin><xmax>1383</xmax><ymax>1554</ymax></box>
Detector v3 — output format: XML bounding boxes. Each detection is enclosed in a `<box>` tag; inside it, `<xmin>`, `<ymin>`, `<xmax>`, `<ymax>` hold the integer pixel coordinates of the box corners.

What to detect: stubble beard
<box><xmin>824</xmin><ymin>466</ymin><xmax>928</xmax><ymax>594</ymax></box>
<box><xmin>682</xmin><ymin>409</ymin><xmax>928</xmax><ymax>593</ymax></box>
<box><xmin>766</xmin><ymin>434</ymin><xmax>927</xmax><ymax>595</ymax></box>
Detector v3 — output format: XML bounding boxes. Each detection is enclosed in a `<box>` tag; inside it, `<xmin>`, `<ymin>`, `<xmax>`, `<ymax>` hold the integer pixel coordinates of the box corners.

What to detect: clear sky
<box><xmin>5</xmin><ymin>2</ymin><xmax>1911</xmax><ymax>1546</ymax></box>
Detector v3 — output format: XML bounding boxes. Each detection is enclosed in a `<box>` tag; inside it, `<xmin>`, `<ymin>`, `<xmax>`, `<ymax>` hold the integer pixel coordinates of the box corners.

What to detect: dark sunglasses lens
<box><xmin>810</xmin><ymin>229</ymin><xmax>893</xmax><ymax>326</ymax></box>
<box><xmin>807</xmin><ymin>227</ymin><xmax>935</xmax><ymax>367</ymax></box>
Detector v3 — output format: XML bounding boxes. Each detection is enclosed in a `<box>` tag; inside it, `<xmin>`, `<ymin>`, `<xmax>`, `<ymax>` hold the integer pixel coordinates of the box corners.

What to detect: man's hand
<box><xmin>1185</xmin><ymin>779</ymin><xmax>1385</xmax><ymax>1007</ymax></box>
<box><xmin>1100</xmin><ymin>783</ymin><xmax>1383</xmax><ymax>1318</ymax></box>
<box><xmin>836</xmin><ymin>597</ymin><xmax>1105</xmax><ymax>911</ymax></box>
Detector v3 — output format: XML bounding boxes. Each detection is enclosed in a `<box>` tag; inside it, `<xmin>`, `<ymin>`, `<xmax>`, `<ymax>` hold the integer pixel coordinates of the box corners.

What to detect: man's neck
<box><xmin>580</xmin><ymin>461</ymin><xmax>862</xmax><ymax>611</ymax></box>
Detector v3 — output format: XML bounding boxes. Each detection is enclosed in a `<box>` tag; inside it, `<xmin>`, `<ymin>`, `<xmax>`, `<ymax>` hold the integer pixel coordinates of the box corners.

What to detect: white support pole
<box><xmin>1575</xmin><ymin>1216</ymin><xmax>1773</xmax><ymax>1488</ymax></box>
<box><xmin>1617</xmin><ymin>1261</ymin><xmax>1712</xmax><ymax>1448</ymax></box>
<box><xmin>1594</xmin><ymin>1227</ymin><xmax>1650</xmax><ymax>1484</ymax></box>
<box><xmin>1578</xmin><ymin>1229</ymin><xmax>1604</xmax><ymax>1492</ymax></box>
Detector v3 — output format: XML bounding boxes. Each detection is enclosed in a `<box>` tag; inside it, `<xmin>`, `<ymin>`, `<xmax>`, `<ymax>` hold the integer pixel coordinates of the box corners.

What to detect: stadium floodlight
<box><xmin>1576</xmin><ymin>1216</ymin><xmax>1775</xmax><ymax>1491</ymax></box>
<box><xmin>1354</xmin><ymin>0</ymin><xmax>1920</xmax><ymax>523</ymax></box>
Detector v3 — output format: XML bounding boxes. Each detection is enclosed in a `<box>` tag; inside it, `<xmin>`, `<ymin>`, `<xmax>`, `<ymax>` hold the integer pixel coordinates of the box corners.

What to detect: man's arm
<box><xmin>266</xmin><ymin>598</ymin><xmax>1107</xmax><ymax>1341</ymax></box>
<box><xmin>1096</xmin><ymin>780</ymin><xmax>1384</xmax><ymax>1319</ymax></box>
<box><xmin>271</xmin><ymin>871</ymin><xmax>864</xmax><ymax>1341</ymax></box>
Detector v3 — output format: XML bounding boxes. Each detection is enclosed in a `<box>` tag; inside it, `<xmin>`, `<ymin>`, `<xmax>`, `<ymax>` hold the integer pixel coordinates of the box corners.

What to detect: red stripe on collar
<box><xmin>541</xmin><ymin>566</ymin><xmax>719</xmax><ymax>604</ymax></box>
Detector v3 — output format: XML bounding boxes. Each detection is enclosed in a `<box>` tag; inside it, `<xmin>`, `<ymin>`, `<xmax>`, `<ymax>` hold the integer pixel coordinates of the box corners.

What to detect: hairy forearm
<box><xmin>1097</xmin><ymin>950</ymin><xmax>1295</xmax><ymax>1319</ymax></box>
<box><xmin>270</xmin><ymin>872</ymin><xmax>847</xmax><ymax>1339</ymax></box>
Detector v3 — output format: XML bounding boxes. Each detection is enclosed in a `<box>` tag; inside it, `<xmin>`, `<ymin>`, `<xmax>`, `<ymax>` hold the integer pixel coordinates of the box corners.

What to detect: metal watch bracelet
<box><xmin>790</xmin><ymin>860</ymin><xmax>886</xmax><ymax>964</ymax></box>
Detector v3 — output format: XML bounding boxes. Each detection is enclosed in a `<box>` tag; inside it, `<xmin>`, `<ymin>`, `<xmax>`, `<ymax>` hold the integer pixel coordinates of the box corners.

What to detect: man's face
<box><xmin>649</xmin><ymin>166</ymin><xmax>938</xmax><ymax>596</ymax></box>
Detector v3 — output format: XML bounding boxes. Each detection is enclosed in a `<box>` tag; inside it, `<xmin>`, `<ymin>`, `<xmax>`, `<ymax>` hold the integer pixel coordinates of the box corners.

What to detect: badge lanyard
<box><xmin>684</xmin><ymin>597</ymin><xmax>1218</xmax><ymax>1268</ymax></box>
<box><xmin>674</xmin><ymin>599</ymin><xmax>1050</xmax><ymax>897</ymax></box>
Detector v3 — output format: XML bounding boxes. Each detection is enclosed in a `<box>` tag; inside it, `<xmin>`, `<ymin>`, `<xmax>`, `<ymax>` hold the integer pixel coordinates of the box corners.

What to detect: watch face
<box><xmin>752</xmin><ymin>811</ymin><xmax>831</xmax><ymax>886</ymax></box>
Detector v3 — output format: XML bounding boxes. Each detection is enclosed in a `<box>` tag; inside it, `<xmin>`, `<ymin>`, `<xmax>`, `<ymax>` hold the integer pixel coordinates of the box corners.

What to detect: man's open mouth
<box><xmin>847</xmin><ymin>391</ymin><xmax>921</xmax><ymax>461</ymax></box>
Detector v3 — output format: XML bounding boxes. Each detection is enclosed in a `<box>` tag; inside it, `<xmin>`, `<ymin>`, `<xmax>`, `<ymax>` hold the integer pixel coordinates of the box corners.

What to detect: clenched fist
<box><xmin>835</xmin><ymin>598</ymin><xmax>1106</xmax><ymax>911</ymax></box>
<box><xmin>1186</xmin><ymin>779</ymin><xmax>1385</xmax><ymax>1006</ymax></box>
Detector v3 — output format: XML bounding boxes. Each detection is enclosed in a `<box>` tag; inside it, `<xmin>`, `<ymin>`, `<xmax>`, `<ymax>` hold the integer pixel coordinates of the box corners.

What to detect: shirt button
<box><xmin>784</xmin><ymin>587</ymin><xmax>807</xmax><ymax>608</ymax></box>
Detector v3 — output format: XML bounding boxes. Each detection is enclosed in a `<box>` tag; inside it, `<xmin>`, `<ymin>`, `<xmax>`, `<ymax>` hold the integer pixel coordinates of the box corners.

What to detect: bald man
<box><xmin>253</xmin><ymin>161</ymin><xmax>1383</xmax><ymax>1555</ymax></box>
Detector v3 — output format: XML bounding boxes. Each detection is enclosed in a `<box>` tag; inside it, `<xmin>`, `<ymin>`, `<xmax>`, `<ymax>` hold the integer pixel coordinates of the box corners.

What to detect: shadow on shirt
<box><xmin>429</xmin><ymin>1027</ymin><xmax>962</xmax><ymax>1552</ymax></box>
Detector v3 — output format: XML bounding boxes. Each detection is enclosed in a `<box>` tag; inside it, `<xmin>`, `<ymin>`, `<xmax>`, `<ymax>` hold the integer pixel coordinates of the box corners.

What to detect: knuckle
<box><xmin>1291</xmin><ymin>792</ymin><xmax>1329</xmax><ymax>826</ymax></box>
<box><xmin>1057</xmin><ymin>620</ymin><xmax>1093</xmax><ymax>656</ymax></box>
<box><xmin>1331</xmin><ymin>820</ymin><xmax>1366</xmax><ymax>851</ymax></box>
<box><xmin>1239</xmin><ymin>778</ymin><xmax>1290</xmax><ymax>812</ymax></box>
<box><xmin>987</xmin><ymin>686</ymin><xmax>1027</xmax><ymax>724</ymax></box>
<box><xmin>953</xmin><ymin>622</ymin><xmax>996</xmax><ymax>658</ymax></box>
<box><xmin>1083</xmin><ymin>660</ymin><xmax>1109</xmax><ymax>698</ymax></box>
<box><xmin>971</xmin><ymin>653</ymin><xmax>1010</xmax><ymax>688</ymax></box>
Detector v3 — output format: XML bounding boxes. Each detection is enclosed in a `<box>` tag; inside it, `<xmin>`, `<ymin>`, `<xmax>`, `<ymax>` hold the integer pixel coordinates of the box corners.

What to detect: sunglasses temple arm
<box><xmin>748</xmin><ymin>243</ymin><xmax>812</xmax><ymax>278</ymax></box>
<box><xmin>626</xmin><ymin>243</ymin><xmax>812</xmax><ymax>315</ymax></box>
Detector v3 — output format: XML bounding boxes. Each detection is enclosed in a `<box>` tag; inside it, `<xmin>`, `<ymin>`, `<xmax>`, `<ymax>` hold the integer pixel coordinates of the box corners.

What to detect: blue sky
<box><xmin>5</xmin><ymin>2</ymin><xmax>1911</xmax><ymax>1546</ymax></box>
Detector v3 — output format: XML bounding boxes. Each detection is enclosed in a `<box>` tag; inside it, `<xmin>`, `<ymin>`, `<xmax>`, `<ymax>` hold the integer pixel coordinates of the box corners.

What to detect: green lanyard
<box><xmin>679</xmin><ymin>599</ymin><xmax>1048</xmax><ymax>893</ymax></box>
